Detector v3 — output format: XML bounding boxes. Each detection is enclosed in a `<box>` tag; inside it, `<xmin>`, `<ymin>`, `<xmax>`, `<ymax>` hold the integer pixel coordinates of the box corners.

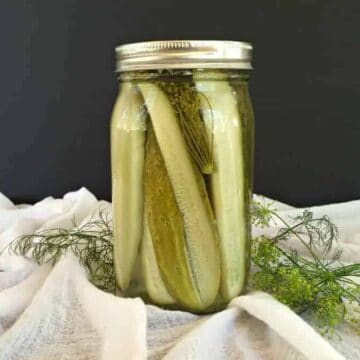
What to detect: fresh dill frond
<box><xmin>251</xmin><ymin>198</ymin><xmax>276</xmax><ymax>228</ymax></box>
<box><xmin>6</xmin><ymin>209</ymin><xmax>115</xmax><ymax>293</ymax></box>
<box><xmin>275</xmin><ymin>209</ymin><xmax>338</xmax><ymax>255</ymax></box>
<box><xmin>251</xmin><ymin>198</ymin><xmax>360</xmax><ymax>336</ymax></box>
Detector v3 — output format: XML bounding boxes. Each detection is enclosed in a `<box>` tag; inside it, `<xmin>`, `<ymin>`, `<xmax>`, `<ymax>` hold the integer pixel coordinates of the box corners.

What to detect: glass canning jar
<box><xmin>111</xmin><ymin>41</ymin><xmax>254</xmax><ymax>313</ymax></box>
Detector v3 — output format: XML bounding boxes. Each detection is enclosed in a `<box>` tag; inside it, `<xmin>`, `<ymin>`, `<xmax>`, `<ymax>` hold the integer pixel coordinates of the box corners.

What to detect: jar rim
<box><xmin>115</xmin><ymin>40</ymin><xmax>253</xmax><ymax>72</ymax></box>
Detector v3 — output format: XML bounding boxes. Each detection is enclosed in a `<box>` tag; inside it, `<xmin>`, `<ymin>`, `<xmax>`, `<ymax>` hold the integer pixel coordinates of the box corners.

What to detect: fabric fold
<box><xmin>231</xmin><ymin>292</ymin><xmax>345</xmax><ymax>360</ymax></box>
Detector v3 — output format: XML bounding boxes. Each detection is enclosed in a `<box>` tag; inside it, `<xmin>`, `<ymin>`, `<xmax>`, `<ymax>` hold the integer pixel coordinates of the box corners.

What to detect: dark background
<box><xmin>0</xmin><ymin>1</ymin><xmax>359</xmax><ymax>206</ymax></box>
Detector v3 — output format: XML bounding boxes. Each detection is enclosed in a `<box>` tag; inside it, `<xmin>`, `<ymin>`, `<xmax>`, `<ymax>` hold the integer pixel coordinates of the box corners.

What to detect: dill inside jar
<box><xmin>110</xmin><ymin>41</ymin><xmax>255</xmax><ymax>313</ymax></box>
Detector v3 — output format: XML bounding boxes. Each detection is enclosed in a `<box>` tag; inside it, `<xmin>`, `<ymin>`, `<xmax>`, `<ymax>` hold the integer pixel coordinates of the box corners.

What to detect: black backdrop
<box><xmin>0</xmin><ymin>1</ymin><xmax>359</xmax><ymax>206</ymax></box>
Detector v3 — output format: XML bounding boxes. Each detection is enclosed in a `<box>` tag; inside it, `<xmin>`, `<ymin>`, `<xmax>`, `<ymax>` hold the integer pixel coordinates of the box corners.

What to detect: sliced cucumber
<box><xmin>141</xmin><ymin>213</ymin><xmax>176</xmax><ymax>305</ymax></box>
<box><xmin>144</xmin><ymin>126</ymin><xmax>203</xmax><ymax>310</ymax></box>
<box><xmin>194</xmin><ymin>70</ymin><xmax>247</xmax><ymax>301</ymax></box>
<box><xmin>111</xmin><ymin>82</ymin><xmax>146</xmax><ymax>290</ymax></box>
<box><xmin>139</xmin><ymin>83</ymin><xmax>221</xmax><ymax>310</ymax></box>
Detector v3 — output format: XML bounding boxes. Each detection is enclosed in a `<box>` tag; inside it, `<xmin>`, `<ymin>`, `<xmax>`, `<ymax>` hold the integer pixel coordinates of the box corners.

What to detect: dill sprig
<box><xmin>251</xmin><ymin>198</ymin><xmax>360</xmax><ymax>335</ymax></box>
<box><xmin>159</xmin><ymin>80</ymin><xmax>214</xmax><ymax>174</ymax></box>
<box><xmin>4</xmin><ymin>209</ymin><xmax>115</xmax><ymax>293</ymax></box>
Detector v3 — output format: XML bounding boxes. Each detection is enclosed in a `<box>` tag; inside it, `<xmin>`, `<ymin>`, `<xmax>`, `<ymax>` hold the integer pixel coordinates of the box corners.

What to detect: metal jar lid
<box><xmin>115</xmin><ymin>40</ymin><xmax>253</xmax><ymax>72</ymax></box>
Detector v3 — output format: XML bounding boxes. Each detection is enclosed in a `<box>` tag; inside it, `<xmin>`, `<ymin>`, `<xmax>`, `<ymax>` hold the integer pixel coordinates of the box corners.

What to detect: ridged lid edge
<box><xmin>116</xmin><ymin>40</ymin><xmax>253</xmax><ymax>72</ymax></box>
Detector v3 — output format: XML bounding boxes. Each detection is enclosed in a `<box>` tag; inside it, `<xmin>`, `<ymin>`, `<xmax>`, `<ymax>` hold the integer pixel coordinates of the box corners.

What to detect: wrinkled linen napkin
<box><xmin>0</xmin><ymin>188</ymin><xmax>360</xmax><ymax>360</ymax></box>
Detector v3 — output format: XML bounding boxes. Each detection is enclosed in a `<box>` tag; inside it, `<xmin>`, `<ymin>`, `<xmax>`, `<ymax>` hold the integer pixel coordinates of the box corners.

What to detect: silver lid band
<box><xmin>116</xmin><ymin>40</ymin><xmax>253</xmax><ymax>72</ymax></box>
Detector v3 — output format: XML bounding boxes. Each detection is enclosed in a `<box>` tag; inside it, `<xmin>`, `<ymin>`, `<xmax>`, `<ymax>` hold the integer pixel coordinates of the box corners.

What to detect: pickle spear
<box><xmin>194</xmin><ymin>70</ymin><xmax>247</xmax><ymax>301</ymax></box>
<box><xmin>144</xmin><ymin>127</ymin><xmax>202</xmax><ymax>309</ymax></box>
<box><xmin>139</xmin><ymin>83</ymin><xmax>221</xmax><ymax>311</ymax></box>
<box><xmin>141</xmin><ymin>214</ymin><xmax>175</xmax><ymax>305</ymax></box>
<box><xmin>111</xmin><ymin>82</ymin><xmax>146</xmax><ymax>290</ymax></box>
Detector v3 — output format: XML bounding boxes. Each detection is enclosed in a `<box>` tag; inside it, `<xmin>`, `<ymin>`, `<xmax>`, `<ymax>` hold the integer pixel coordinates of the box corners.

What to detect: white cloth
<box><xmin>0</xmin><ymin>188</ymin><xmax>359</xmax><ymax>359</ymax></box>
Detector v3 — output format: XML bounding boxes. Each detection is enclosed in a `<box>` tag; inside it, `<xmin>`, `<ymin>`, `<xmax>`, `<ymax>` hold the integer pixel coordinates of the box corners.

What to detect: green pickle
<box><xmin>111</xmin><ymin>82</ymin><xmax>146</xmax><ymax>291</ymax></box>
<box><xmin>194</xmin><ymin>70</ymin><xmax>248</xmax><ymax>301</ymax></box>
<box><xmin>141</xmin><ymin>212</ymin><xmax>175</xmax><ymax>305</ymax></box>
<box><xmin>111</xmin><ymin>68</ymin><xmax>254</xmax><ymax>313</ymax></box>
